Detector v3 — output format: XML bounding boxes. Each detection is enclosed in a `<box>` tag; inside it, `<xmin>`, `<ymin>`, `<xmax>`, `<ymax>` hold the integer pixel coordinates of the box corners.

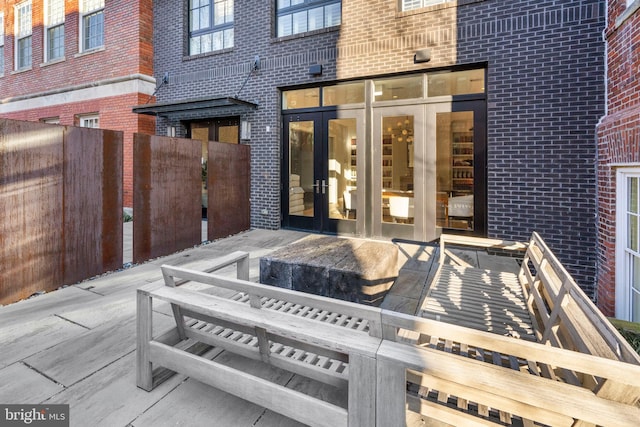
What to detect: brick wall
<box><xmin>596</xmin><ymin>0</ymin><xmax>640</xmax><ymax>315</ymax></box>
<box><xmin>0</xmin><ymin>0</ymin><xmax>153</xmax><ymax>96</ymax></box>
<box><xmin>153</xmin><ymin>0</ymin><xmax>604</xmax><ymax>295</ymax></box>
<box><xmin>0</xmin><ymin>0</ymin><xmax>155</xmax><ymax>208</ymax></box>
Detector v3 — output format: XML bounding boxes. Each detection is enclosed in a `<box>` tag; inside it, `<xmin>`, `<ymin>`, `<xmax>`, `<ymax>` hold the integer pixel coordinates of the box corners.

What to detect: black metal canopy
<box><xmin>132</xmin><ymin>96</ymin><xmax>257</xmax><ymax>117</ymax></box>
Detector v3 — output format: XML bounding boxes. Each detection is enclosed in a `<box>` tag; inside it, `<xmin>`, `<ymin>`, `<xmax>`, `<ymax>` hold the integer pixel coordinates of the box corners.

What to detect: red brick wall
<box><xmin>1</xmin><ymin>0</ymin><xmax>153</xmax><ymax>97</ymax></box>
<box><xmin>596</xmin><ymin>0</ymin><xmax>640</xmax><ymax>316</ymax></box>
<box><xmin>0</xmin><ymin>0</ymin><xmax>154</xmax><ymax>208</ymax></box>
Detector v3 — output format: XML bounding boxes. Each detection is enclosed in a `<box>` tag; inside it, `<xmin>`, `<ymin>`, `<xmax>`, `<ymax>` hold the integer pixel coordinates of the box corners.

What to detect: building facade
<box><xmin>140</xmin><ymin>0</ymin><xmax>605</xmax><ymax>296</ymax></box>
<box><xmin>596</xmin><ymin>0</ymin><xmax>640</xmax><ymax>318</ymax></box>
<box><xmin>0</xmin><ymin>0</ymin><xmax>155</xmax><ymax>207</ymax></box>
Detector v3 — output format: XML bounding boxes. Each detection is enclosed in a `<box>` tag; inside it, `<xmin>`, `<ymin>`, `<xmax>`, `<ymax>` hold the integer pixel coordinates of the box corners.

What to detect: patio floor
<box><xmin>0</xmin><ymin>227</ymin><xmax>519</xmax><ymax>426</ymax></box>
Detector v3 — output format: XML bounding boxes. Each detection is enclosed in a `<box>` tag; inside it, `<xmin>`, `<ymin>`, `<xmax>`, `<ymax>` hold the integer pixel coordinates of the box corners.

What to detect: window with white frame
<box><xmin>189</xmin><ymin>0</ymin><xmax>234</xmax><ymax>55</ymax></box>
<box><xmin>0</xmin><ymin>13</ymin><xmax>5</xmax><ymax>76</ymax></box>
<box><xmin>15</xmin><ymin>1</ymin><xmax>32</xmax><ymax>70</ymax></box>
<box><xmin>79</xmin><ymin>115</ymin><xmax>99</xmax><ymax>128</ymax></box>
<box><xmin>80</xmin><ymin>0</ymin><xmax>104</xmax><ymax>52</ymax></box>
<box><xmin>45</xmin><ymin>0</ymin><xmax>65</xmax><ymax>62</ymax></box>
<box><xmin>401</xmin><ymin>0</ymin><xmax>449</xmax><ymax>11</ymax></box>
<box><xmin>276</xmin><ymin>0</ymin><xmax>341</xmax><ymax>38</ymax></box>
<box><xmin>616</xmin><ymin>169</ymin><xmax>640</xmax><ymax>322</ymax></box>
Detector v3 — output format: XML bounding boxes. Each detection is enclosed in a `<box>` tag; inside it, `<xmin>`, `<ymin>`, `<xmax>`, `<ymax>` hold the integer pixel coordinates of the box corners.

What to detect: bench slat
<box><xmin>149</xmin><ymin>341</ymin><xmax>348</xmax><ymax>427</ymax></box>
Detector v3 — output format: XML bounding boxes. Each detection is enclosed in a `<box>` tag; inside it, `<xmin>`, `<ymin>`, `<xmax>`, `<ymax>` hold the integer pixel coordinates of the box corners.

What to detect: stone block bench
<box><xmin>259</xmin><ymin>235</ymin><xmax>398</xmax><ymax>305</ymax></box>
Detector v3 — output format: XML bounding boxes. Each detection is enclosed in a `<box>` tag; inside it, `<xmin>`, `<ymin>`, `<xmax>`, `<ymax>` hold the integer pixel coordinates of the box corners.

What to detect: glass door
<box><xmin>433</xmin><ymin>100</ymin><xmax>486</xmax><ymax>235</ymax></box>
<box><xmin>283</xmin><ymin>111</ymin><xmax>362</xmax><ymax>234</ymax></box>
<box><xmin>373</xmin><ymin>105</ymin><xmax>428</xmax><ymax>241</ymax></box>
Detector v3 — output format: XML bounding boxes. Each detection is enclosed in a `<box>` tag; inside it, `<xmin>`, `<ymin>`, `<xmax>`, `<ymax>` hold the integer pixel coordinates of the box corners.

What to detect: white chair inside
<box><xmin>389</xmin><ymin>196</ymin><xmax>414</xmax><ymax>222</ymax></box>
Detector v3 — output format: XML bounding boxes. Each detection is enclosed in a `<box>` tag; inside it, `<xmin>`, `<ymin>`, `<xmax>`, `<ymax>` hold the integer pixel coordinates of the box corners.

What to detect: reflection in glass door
<box><xmin>328</xmin><ymin>118</ymin><xmax>358</xmax><ymax>222</ymax></box>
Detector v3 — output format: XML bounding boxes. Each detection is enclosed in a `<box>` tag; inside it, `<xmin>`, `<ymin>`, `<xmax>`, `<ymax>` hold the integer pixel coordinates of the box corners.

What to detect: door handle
<box><xmin>312</xmin><ymin>180</ymin><xmax>330</xmax><ymax>194</ymax></box>
<box><xmin>321</xmin><ymin>179</ymin><xmax>329</xmax><ymax>195</ymax></box>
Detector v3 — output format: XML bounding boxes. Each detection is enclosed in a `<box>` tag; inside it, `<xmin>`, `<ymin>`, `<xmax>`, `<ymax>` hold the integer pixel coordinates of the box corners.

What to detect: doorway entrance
<box><xmin>188</xmin><ymin>118</ymin><xmax>240</xmax><ymax>217</ymax></box>
<box><xmin>283</xmin><ymin>111</ymin><xmax>362</xmax><ymax>234</ymax></box>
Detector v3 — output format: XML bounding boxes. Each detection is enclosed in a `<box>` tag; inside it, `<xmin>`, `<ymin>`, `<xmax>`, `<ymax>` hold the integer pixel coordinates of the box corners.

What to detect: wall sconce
<box><xmin>241</xmin><ymin>120</ymin><xmax>251</xmax><ymax>140</ymax></box>
<box><xmin>414</xmin><ymin>48</ymin><xmax>431</xmax><ymax>64</ymax></box>
<box><xmin>167</xmin><ymin>126</ymin><xmax>176</xmax><ymax>137</ymax></box>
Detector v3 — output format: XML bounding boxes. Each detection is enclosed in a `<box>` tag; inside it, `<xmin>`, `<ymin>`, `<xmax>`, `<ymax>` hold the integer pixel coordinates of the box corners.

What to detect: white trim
<box><xmin>615</xmin><ymin>167</ymin><xmax>640</xmax><ymax>320</ymax></box>
<box><xmin>0</xmin><ymin>76</ymin><xmax>155</xmax><ymax>114</ymax></box>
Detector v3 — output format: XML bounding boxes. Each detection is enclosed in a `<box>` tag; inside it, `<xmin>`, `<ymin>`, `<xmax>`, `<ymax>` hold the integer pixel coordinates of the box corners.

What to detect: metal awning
<box><xmin>132</xmin><ymin>97</ymin><xmax>258</xmax><ymax>117</ymax></box>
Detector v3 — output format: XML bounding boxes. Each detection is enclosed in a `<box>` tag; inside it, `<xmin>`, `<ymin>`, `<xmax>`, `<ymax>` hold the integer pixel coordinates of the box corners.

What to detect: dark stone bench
<box><xmin>259</xmin><ymin>235</ymin><xmax>399</xmax><ymax>305</ymax></box>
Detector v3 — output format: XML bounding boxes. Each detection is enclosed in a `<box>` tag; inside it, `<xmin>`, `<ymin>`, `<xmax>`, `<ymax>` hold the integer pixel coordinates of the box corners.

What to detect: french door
<box><xmin>283</xmin><ymin>111</ymin><xmax>362</xmax><ymax>234</ymax></box>
<box><xmin>372</xmin><ymin>100</ymin><xmax>486</xmax><ymax>241</ymax></box>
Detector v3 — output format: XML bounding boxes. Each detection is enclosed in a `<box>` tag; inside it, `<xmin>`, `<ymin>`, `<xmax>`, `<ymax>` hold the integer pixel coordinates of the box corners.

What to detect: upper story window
<box><xmin>401</xmin><ymin>0</ymin><xmax>448</xmax><ymax>11</ymax></box>
<box><xmin>277</xmin><ymin>0</ymin><xmax>341</xmax><ymax>38</ymax></box>
<box><xmin>0</xmin><ymin>13</ymin><xmax>5</xmax><ymax>76</ymax></box>
<box><xmin>45</xmin><ymin>0</ymin><xmax>65</xmax><ymax>62</ymax></box>
<box><xmin>15</xmin><ymin>1</ymin><xmax>32</xmax><ymax>70</ymax></box>
<box><xmin>80</xmin><ymin>0</ymin><xmax>104</xmax><ymax>52</ymax></box>
<box><xmin>189</xmin><ymin>0</ymin><xmax>234</xmax><ymax>55</ymax></box>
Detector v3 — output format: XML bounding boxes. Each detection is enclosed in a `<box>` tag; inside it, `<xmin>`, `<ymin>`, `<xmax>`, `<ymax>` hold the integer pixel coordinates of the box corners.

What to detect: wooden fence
<box><xmin>0</xmin><ymin>119</ymin><xmax>123</xmax><ymax>305</ymax></box>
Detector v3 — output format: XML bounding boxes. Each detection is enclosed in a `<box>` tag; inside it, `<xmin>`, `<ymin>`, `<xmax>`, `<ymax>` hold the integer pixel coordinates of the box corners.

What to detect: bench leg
<box><xmin>137</xmin><ymin>291</ymin><xmax>154</xmax><ymax>391</ymax></box>
<box><xmin>348</xmin><ymin>353</ymin><xmax>376</xmax><ymax>427</ymax></box>
<box><xmin>376</xmin><ymin>358</ymin><xmax>407</xmax><ymax>427</ymax></box>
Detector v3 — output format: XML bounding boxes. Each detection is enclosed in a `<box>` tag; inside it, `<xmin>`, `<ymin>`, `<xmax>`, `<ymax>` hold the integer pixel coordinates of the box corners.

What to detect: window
<box><xmin>41</xmin><ymin>117</ymin><xmax>60</xmax><ymax>124</ymax></box>
<box><xmin>79</xmin><ymin>115</ymin><xmax>99</xmax><ymax>128</ymax></box>
<box><xmin>15</xmin><ymin>1</ymin><xmax>32</xmax><ymax>70</ymax></box>
<box><xmin>401</xmin><ymin>0</ymin><xmax>448</xmax><ymax>11</ymax></box>
<box><xmin>0</xmin><ymin>13</ymin><xmax>4</xmax><ymax>76</ymax></box>
<box><xmin>189</xmin><ymin>0</ymin><xmax>234</xmax><ymax>55</ymax></box>
<box><xmin>616</xmin><ymin>169</ymin><xmax>640</xmax><ymax>322</ymax></box>
<box><xmin>277</xmin><ymin>0</ymin><xmax>341</xmax><ymax>38</ymax></box>
<box><xmin>81</xmin><ymin>0</ymin><xmax>104</xmax><ymax>52</ymax></box>
<box><xmin>45</xmin><ymin>0</ymin><xmax>65</xmax><ymax>61</ymax></box>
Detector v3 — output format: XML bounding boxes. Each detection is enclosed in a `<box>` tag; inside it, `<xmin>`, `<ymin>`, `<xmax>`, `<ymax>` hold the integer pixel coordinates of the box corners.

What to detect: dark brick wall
<box><xmin>153</xmin><ymin>0</ymin><xmax>604</xmax><ymax>296</ymax></box>
<box><xmin>596</xmin><ymin>0</ymin><xmax>640</xmax><ymax>316</ymax></box>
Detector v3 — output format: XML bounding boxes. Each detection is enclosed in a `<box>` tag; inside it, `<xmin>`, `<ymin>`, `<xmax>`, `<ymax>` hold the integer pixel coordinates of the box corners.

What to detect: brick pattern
<box><xmin>0</xmin><ymin>0</ymin><xmax>155</xmax><ymax>207</ymax></box>
<box><xmin>596</xmin><ymin>0</ymin><xmax>640</xmax><ymax>316</ymax></box>
<box><xmin>154</xmin><ymin>0</ymin><xmax>604</xmax><ymax>295</ymax></box>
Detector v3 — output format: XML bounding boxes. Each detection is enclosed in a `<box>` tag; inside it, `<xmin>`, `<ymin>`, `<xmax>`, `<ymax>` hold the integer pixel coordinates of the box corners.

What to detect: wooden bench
<box><xmin>390</xmin><ymin>231</ymin><xmax>640</xmax><ymax>426</ymax></box>
<box><xmin>136</xmin><ymin>241</ymin><xmax>640</xmax><ymax>426</ymax></box>
<box><xmin>137</xmin><ymin>251</ymin><xmax>382</xmax><ymax>427</ymax></box>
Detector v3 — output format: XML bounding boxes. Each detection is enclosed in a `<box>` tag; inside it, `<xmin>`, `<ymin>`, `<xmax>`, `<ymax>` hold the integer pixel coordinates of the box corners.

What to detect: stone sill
<box><xmin>616</xmin><ymin>0</ymin><xmax>640</xmax><ymax>29</ymax></box>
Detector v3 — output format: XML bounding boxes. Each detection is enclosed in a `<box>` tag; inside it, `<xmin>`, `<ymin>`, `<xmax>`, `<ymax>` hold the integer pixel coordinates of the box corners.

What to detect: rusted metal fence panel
<box><xmin>208</xmin><ymin>141</ymin><xmax>251</xmax><ymax>240</ymax></box>
<box><xmin>0</xmin><ymin>119</ymin><xmax>123</xmax><ymax>305</ymax></box>
<box><xmin>63</xmin><ymin>127</ymin><xmax>123</xmax><ymax>284</ymax></box>
<box><xmin>133</xmin><ymin>134</ymin><xmax>201</xmax><ymax>263</ymax></box>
